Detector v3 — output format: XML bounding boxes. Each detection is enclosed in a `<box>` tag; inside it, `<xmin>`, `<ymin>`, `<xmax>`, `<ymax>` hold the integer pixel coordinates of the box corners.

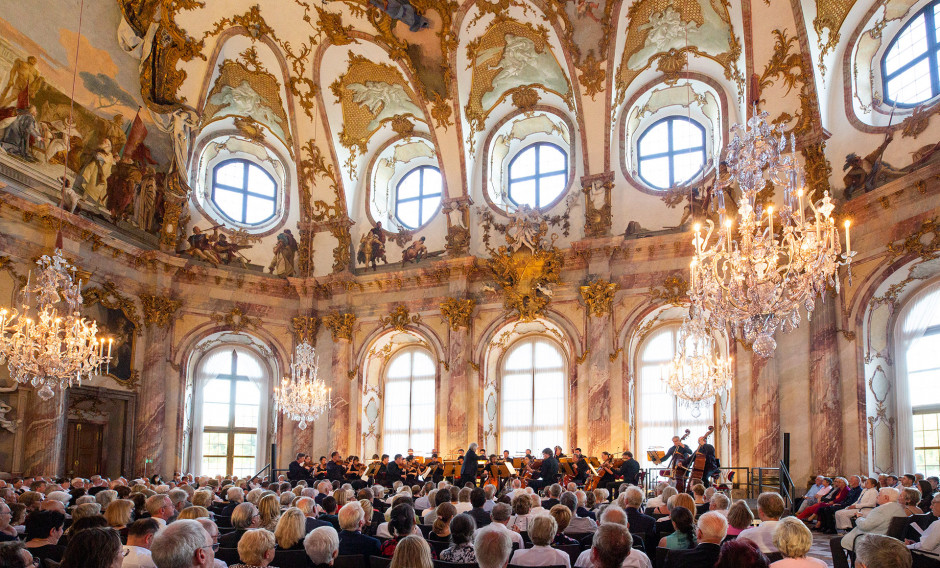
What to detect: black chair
<box><xmin>334</xmin><ymin>556</ymin><xmax>368</xmax><ymax>568</ymax></box>
<box><xmin>908</xmin><ymin>513</ymin><xmax>937</xmax><ymax>542</ymax></box>
<box><xmin>433</xmin><ymin>561</ymin><xmax>478</xmax><ymax>568</ymax></box>
<box><xmin>418</xmin><ymin>524</ymin><xmax>432</xmax><ymax>539</ymax></box>
<box><xmin>912</xmin><ymin>550</ymin><xmax>940</xmax><ymax>568</ymax></box>
<box><xmin>655</xmin><ymin>521</ymin><xmax>675</xmax><ymax>540</ymax></box>
<box><xmin>215</xmin><ymin>515</ymin><xmax>232</xmax><ymax>529</ymax></box>
<box><xmin>218</xmin><ymin>527</ymin><xmax>236</xmax><ymax>535</ymax></box>
<box><xmin>273</xmin><ymin>549</ymin><xmax>312</xmax><ymax>568</ymax></box>
<box><xmin>766</xmin><ymin>552</ymin><xmax>784</xmax><ymax>563</ymax></box>
<box><xmin>518</xmin><ymin>531</ymin><xmax>531</xmax><ymax>544</ymax></box>
<box><xmin>508</xmin><ymin>565</ymin><xmax>566</xmax><ymax>568</ymax></box>
<box><xmin>565</xmin><ymin>532</ymin><xmax>592</xmax><ymax>547</ymax></box>
<box><xmin>553</xmin><ymin>544</ymin><xmax>581</xmax><ymax>566</ymax></box>
<box><xmin>630</xmin><ymin>533</ymin><xmax>646</xmax><ymax>552</ymax></box>
<box><xmin>696</xmin><ymin>504</ymin><xmax>709</xmax><ymax>517</ymax></box>
<box><xmin>888</xmin><ymin>515</ymin><xmax>915</xmax><ymax>540</ymax></box>
<box><xmin>830</xmin><ymin>536</ymin><xmax>850</xmax><ymax>568</ymax></box>
<box><xmin>215</xmin><ymin>548</ymin><xmax>240</xmax><ymax>565</ymax></box>
<box><xmin>369</xmin><ymin>556</ymin><xmax>392</xmax><ymax>568</ymax></box>
<box><xmin>578</xmin><ymin>534</ymin><xmax>594</xmax><ymax>550</ymax></box>
<box><xmin>429</xmin><ymin>539</ymin><xmax>452</xmax><ymax>556</ymax></box>
<box><xmin>654</xmin><ymin>546</ymin><xmax>670</xmax><ymax>568</ymax></box>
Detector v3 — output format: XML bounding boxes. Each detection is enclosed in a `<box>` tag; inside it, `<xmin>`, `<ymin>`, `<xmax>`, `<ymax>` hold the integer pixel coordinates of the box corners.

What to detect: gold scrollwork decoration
<box><xmin>291</xmin><ymin>315</ymin><xmax>320</xmax><ymax>344</ymax></box>
<box><xmin>580</xmin><ymin>279</ymin><xmax>619</xmax><ymax>318</ymax></box>
<box><xmin>886</xmin><ymin>218</ymin><xmax>940</xmax><ymax>260</ymax></box>
<box><xmin>381</xmin><ymin>305</ymin><xmax>421</xmax><ymax>332</ymax></box>
<box><xmin>211</xmin><ymin>306</ymin><xmax>261</xmax><ymax>332</ymax></box>
<box><xmin>139</xmin><ymin>294</ymin><xmax>182</xmax><ymax>330</ymax></box>
<box><xmin>324</xmin><ymin>311</ymin><xmax>357</xmax><ymax>342</ymax></box>
<box><xmin>649</xmin><ymin>274</ymin><xmax>689</xmax><ymax>306</ymax></box>
<box><xmin>439</xmin><ymin>298</ymin><xmax>476</xmax><ymax>331</ymax></box>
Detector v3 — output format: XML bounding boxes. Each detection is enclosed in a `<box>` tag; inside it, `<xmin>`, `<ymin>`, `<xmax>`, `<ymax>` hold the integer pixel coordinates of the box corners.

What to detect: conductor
<box><xmin>458</xmin><ymin>442</ymin><xmax>480</xmax><ymax>487</ymax></box>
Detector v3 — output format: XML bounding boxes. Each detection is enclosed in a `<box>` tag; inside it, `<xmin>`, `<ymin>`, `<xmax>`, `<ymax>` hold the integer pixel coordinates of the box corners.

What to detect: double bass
<box><xmin>689</xmin><ymin>426</ymin><xmax>716</xmax><ymax>484</ymax></box>
<box><xmin>669</xmin><ymin>429</ymin><xmax>692</xmax><ymax>492</ymax></box>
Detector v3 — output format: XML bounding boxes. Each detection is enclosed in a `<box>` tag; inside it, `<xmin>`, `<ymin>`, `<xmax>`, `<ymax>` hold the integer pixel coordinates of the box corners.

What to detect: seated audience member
<box><xmin>105</xmin><ymin>499</ymin><xmax>135</xmax><ymax>533</ymax></box>
<box><xmin>475</xmin><ymin>525</ymin><xmax>514</xmax><ymax>568</ymax></box>
<box><xmin>841</xmin><ymin>487</ymin><xmax>907</xmax><ymax>551</ymax></box>
<box><xmin>908</xmin><ymin>493</ymin><xmax>940</xmax><ymax>556</ymax></box>
<box><xmin>257</xmin><ymin>495</ymin><xmax>280</xmax><ymax>532</ymax></box>
<box><xmin>508</xmin><ymin>514</ymin><xmax>571</xmax><ymax>568</ymax></box>
<box><xmin>429</xmin><ymin>502</ymin><xmax>456</xmax><ymax>541</ymax></box>
<box><xmin>150</xmin><ymin>519</ymin><xmax>215</xmax><ymax>568</ymax></box>
<box><xmin>222</xmin><ymin>487</ymin><xmax>245</xmax><ymax>517</ymax></box>
<box><xmin>337</xmin><ymin>501</ymin><xmax>380</xmax><ymax>559</ymax></box>
<box><xmin>659</xmin><ymin>506</ymin><xmax>696</xmax><ymax>550</ymax></box>
<box><xmin>219</xmin><ymin>502</ymin><xmax>260</xmax><ymax>549</ymax></box>
<box><xmin>770</xmin><ymin>516</ymin><xmax>826</xmax><ymax>567</ymax></box>
<box><xmin>855</xmin><ymin>533</ymin><xmax>912</xmax><ymax>568</ymax></box>
<box><xmin>710</xmin><ymin>493</ymin><xmax>731</xmax><ymax>515</ymax></box>
<box><xmin>0</xmin><ymin>503</ymin><xmax>19</xmax><ymax>542</ymax></box>
<box><xmin>273</xmin><ymin>507</ymin><xmax>306</xmax><ymax>550</ymax></box>
<box><xmin>0</xmin><ymin>542</ymin><xmax>35</xmax><ymax>568</ymax></box>
<box><xmin>509</xmin><ymin>493</ymin><xmax>533</xmax><ymax>532</ymax></box>
<box><xmin>469</xmin><ymin>488</ymin><xmax>492</xmax><ymax>528</ymax></box>
<box><xmin>145</xmin><ymin>495</ymin><xmax>175</xmax><ymax>528</ymax></box>
<box><xmin>587</xmin><ymin>524</ymin><xmax>635</xmax><ymax>568</ymax></box>
<box><xmin>230</xmin><ymin>528</ymin><xmax>277</xmax><ymax>568</ymax></box>
<box><xmin>489</xmin><ymin>503</ymin><xmax>525</xmax><ymax>549</ymax></box>
<box><xmin>714</xmin><ymin>539</ymin><xmax>770</xmax><ymax>568</ymax></box>
<box><xmin>738</xmin><ymin>492</ymin><xmax>785</xmax><ymax>554</ymax></box>
<box><xmin>562</xmin><ymin>492</ymin><xmax>597</xmax><ymax>534</ymax></box>
<box><xmin>798</xmin><ymin>477</ymin><xmax>827</xmax><ymax>514</ymax></box>
<box><xmin>574</xmin><ymin>506</ymin><xmax>652</xmax><ymax>568</ymax></box>
<box><xmin>423</xmin><ymin>489</ymin><xmax>451</xmax><ymax>525</ymax></box>
<box><xmin>305</xmin><ymin>527</ymin><xmax>340</xmax><ymax>567</ymax></box>
<box><xmin>60</xmin><ymin>526</ymin><xmax>124</xmax><ymax>568</ymax></box>
<box><xmin>24</xmin><ymin>510</ymin><xmax>66</xmax><ymax>562</ymax></box>
<box><xmin>390</xmin><ymin>535</ymin><xmax>433</xmax><ymax>568</ymax></box>
<box><xmin>665</xmin><ymin>511</ymin><xmax>728</xmax><ymax>568</ymax></box>
<box><xmin>296</xmin><ymin>497</ymin><xmax>331</xmax><ymax>533</ymax></box>
<box><xmin>440</xmin><ymin>513</ymin><xmax>477</xmax><ymax>563</ymax></box>
<box><xmin>549</xmin><ymin>505</ymin><xmax>579</xmax><ymax>545</ymax></box>
<box><xmin>649</xmin><ymin>487</ymin><xmax>677</xmax><ymax>516</ymax></box>
<box><xmin>122</xmin><ymin>518</ymin><xmax>161</xmax><ymax>568</ymax></box>
<box><xmin>380</xmin><ymin>504</ymin><xmax>420</xmax><ymax>557</ymax></box>
<box><xmin>836</xmin><ymin>477</ymin><xmax>879</xmax><ymax>531</ymax></box>
<box><xmin>178</xmin><ymin>506</ymin><xmax>210</xmax><ymax>520</ymax></box>
<box><xmin>901</xmin><ymin>488</ymin><xmax>924</xmax><ymax>515</ymax></box>
<box><xmin>727</xmin><ymin>500</ymin><xmax>754</xmax><ymax>537</ymax></box>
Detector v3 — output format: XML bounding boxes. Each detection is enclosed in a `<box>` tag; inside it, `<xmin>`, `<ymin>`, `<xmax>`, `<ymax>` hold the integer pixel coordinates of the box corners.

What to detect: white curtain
<box><xmin>500</xmin><ymin>338</ymin><xmax>565</xmax><ymax>454</ymax></box>
<box><xmin>382</xmin><ymin>349</ymin><xmax>436</xmax><ymax>456</ymax></box>
<box><xmin>893</xmin><ymin>280</ymin><xmax>940</xmax><ymax>473</ymax></box>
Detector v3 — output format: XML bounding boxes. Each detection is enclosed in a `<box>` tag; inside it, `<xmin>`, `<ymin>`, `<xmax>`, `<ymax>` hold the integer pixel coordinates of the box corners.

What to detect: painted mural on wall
<box><xmin>0</xmin><ymin>2</ymin><xmax>172</xmax><ymax>236</ymax></box>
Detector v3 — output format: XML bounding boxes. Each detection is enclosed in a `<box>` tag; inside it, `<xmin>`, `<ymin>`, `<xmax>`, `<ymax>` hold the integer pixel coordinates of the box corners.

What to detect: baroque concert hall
<box><xmin>0</xmin><ymin>0</ymin><xmax>940</xmax><ymax>566</ymax></box>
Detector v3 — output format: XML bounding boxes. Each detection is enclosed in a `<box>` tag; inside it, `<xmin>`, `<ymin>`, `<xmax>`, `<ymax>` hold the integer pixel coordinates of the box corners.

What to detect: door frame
<box><xmin>65</xmin><ymin>386</ymin><xmax>137</xmax><ymax>477</ymax></box>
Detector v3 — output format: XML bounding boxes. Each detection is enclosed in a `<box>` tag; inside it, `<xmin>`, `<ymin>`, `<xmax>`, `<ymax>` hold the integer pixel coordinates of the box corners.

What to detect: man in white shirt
<box><xmin>909</xmin><ymin>494</ymin><xmax>940</xmax><ymax>561</ymax></box>
<box><xmin>798</xmin><ymin>476</ymin><xmax>826</xmax><ymax>513</ymax></box>
<box><xmin>645</xmin><ymin>484</ymin><xmax>669</xmax><ymax>510</ymax></box>
<box><xmin>561</xmin><ymin>492</ymin><xmax>598</xmax><ymax>534</ymax></box>
<box><xmin>122</xmin><ymin>519</ymin><xmax>160</xmax><ymax>568</ymax></box>
<box><xmin>489</xmin><ymin>502</ymin><xmax>525</xmax><ymax>549</ymax></box>
<box><xmin>737</xmin><ymin>492</ymin><xmax>785</xmax><ymax>554</ymax></box>
<box><xmin>573</xmin><ymin>506</ymin><xmax>652</xmax><ymax>568</ymax></box>
<box><xmin>475</xmin><ymin>525</ymin><xmax>514</xmax><ymax>568</ymax></box>
<box><xmin>145</xmin><ymin>494</ymin><xmax>175</xmax><ymax>528</ymax></box>
<box><xmin>482</xmin><ymin>484</ymin><xmax>498</xmax><ymax>513</ymax></box>
<box><xmin>841</xmin><ymin>487</ymin><xmax>907</xmax><ymax>551</ymax></box>
<box><xmin>836</xmin><ymin>477</ymin><xmax>880</xmax><ymax>530</ymax></box>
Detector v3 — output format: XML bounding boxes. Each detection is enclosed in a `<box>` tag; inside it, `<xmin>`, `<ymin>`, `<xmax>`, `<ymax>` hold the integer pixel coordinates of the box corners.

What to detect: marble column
<box><xmin>136</xmin><ymin>325</ymin><xmax>170</xmax><ymax>476</ymax></box>
<box><xmin>22</xmin><ymin>387</ymin><xmax>66</xmax><ymax>476</ymax></box>
<box><xmin>329</xmin><ymin>337</ymin><xmax>351</xmax><ymax>455</ymax></box>
<box><xmin>586</xmin><ymin>316</ymin><xmax>612</xmax><ymax>454</ymax></box>
<box><xmin>808</xmin><ymin>299</ymin><xmax>844</xmax><ymax>474</ymax></box>
<box><xmin>446</xmin><ymin>327</ymin><xmax>471</xmax><ymax>449</ymax></box>
<box><xmin>750</xmin><ymin>351</ymin><xmax>780</xmax><ymax>467</ymax></box>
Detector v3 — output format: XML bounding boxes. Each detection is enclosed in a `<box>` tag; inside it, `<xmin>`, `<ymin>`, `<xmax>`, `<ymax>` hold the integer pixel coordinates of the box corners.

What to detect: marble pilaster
<box><xmin>22</xmin><ymin>387</ymin><xmax>66</xmax><ymax>476</ymax></box>
<box><xmin>329</xmin><ymin>337</ymin><xmax>351</xmax><ymax>455</ymax></box>
<box><xmin>586</xmin><ymin>316</ymin><xmax>612</xmax><ymax>454</ymax></box>
<box><xmin>750</xmin><ymin>352</ymin><xmax>780</xmax><ymax>467</ymax></box>
<box><xmin>136</xmin><ymin>325</ymin><xmax>169</xmax><ymax>475</ymax></box>
<box><xmin>446</xmin><ymin>327</ymin><xmax>471</xmax><ymax>450</ymax></box>
<box><xmin>808</xmin><ymin>299</ymin><xmax>844</xmax><ymax>474</ymax></box>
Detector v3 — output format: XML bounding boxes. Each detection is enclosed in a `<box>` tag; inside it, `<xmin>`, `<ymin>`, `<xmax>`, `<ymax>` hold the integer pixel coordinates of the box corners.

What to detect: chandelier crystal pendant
<box><xmin>663</xmin><ymin>303</ymin><xmax>734</xmax><ymax>416</ymax></box>
<box><xmin>0</xmin><ymin>250</ymin><xmax>112</xmax><ymax>401</ymax></box>
<box><xmin>274</xmin><ymin>341</ymin><xmax>331</xmax><ymax>430</ymax></box>
<box><xmin>688</xmin><ymin>107</ymin><xmax>853</xmax><ymax>359</ymax></box>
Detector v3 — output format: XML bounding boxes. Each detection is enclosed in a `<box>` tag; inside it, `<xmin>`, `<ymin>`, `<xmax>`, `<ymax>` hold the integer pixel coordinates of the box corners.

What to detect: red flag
<box><xmin>16</xmin><ymin>84</ymin><xmax>29</xmax><ymax>110</ymax></box>
<box><xmin>122</xmin><ymin>112</ymin><xmax>147</xmax><ymax>158</ymax></box>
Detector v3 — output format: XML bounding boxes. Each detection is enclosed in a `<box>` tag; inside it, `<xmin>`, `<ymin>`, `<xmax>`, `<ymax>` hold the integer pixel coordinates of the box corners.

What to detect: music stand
<box><xmin>363</xmin><ymin>462</ymin><xmax>382</xmax><ymax>480</ymax></box>
<box><xmin>559</xmin><ymin>461</ymin><xmax>575</xmax><ymax>477</ymax></box>
<box><xmin>442</xmin><ymin>462</ymin><xmax>458</xmax><ymax>479</ymax></box>
<box><xmin>647</xmin><ymin>449</ymin><xmax>666</xmax><ymax>464</ymax></box>
<box><xmin>588</xmin><ymin>456</ymin><xmax>602</xmax><ymax>468</ymax></box>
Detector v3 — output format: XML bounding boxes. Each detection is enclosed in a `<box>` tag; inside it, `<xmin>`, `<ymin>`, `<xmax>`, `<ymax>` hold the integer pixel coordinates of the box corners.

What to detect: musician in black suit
<box><xmin>326</xmin><ymin>452</ymin><xmax>347</xmax><ymax>483</ymax></box>
<box><xmin>659</xmin><ymin>435</ymin><xmax>693</xmax><ymax>466</ymax></box>
<box><xmin>387</xmin><ymin>454</ymin><xmax>405</xmax><ymax>486</ymax></box>
<box><xmin>572</xmin><ymin>448</ymin><xmax>590</xmax><ymax>485</ymax></box>
<box><xmin>619</xmin><ymin>451</ymin><xmax>641</xmax><ymax>486</ymax></box>
<box><xmin>692</xmin><ymin>436</ymin><xmax>719</xmax><ymax>488</ymax></box>
<box><xmin>458</xmin><ymin>443</ymin><xmax>480</xmax><ymax>487</ymax></box>
<box><xmin>527</xmin><ymin>448</ymin><xmax>558</xmax><ymax>492</ymax></box>
<box><xmin>288</xmin><ymin>453</ymin><xmax>313</xmax><ymax>483</ymax></box>
<box><xmin>375</xmin><ymin>455</ymin><xmax>390</xmax><ymax>486</ymax></box>
<box><xmin>664</xmin><ymin>512</ymin><xmax>726</xmax><ymax>568</ymax></box>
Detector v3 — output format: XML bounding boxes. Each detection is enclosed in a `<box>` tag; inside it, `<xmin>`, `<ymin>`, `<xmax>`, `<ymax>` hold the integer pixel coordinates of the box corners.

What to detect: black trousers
<box><xmin>457</xmin><ymin>475</ymin><xmax>477</xmax><ymax>488</ymax></box>
<box><xmin>527</xmin><ymin>479</ymin><xmax>550</xmax><ymax>492</ymax></box>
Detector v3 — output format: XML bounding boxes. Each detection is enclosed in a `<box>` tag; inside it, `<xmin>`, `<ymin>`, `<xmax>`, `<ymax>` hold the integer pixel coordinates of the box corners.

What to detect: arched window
<box><xmin>882</xmin><ymin>0</ymin><xmax>940</xmax><ymax>106</ymax></box>
<box><xmin>211</xmin><ymin>159</ymin><xmax>278</xmax><ymax>225</ymax></box>
<box><xmin>395</xmin><ymin>166</ymin><xmax>442</xmax><ymax>230</ymax></box>
<box><xmin>635</xmin><ymin>325</ymin><xmax>714</xmax><ymax>469</ymax></box>
<box><xmin>637</xmin><ymin>117</ymin><xmax>707</xmax><ymax>189</ymax></box>
<box><xmin>383</xmin><ymin>348</ymin><xmax>436</xmax><ymax>455</ymax></box>
<box><xmin>500</xmin><ymin>338</ymin><xmax>566</xmax><ymax>454</ymax></box>
<box><xmin>195</xmin><ymin>347</ymin><xmax>269</xmax><ymax>477</ymax></box>
<box><xmin>507</xmin><ymin>143</ymin><xmax>568</xmax><ymax>209</ymax></box>
<box><xmin>897</xmin><ymin>284</ymin><xmax>940</xmax><ymax>476</ymax></box>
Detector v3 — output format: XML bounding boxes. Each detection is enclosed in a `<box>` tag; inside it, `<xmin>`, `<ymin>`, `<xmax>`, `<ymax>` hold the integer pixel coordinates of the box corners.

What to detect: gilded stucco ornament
<box><xmin>324</xmin><ymin>311</ymin><xmax>357</xmax><ymax>341</ymax></box>
<box><xmin>82</xmin><ymin>282</ymin><xmax>142</xmax><ymax>335</ymax></box>
<box><xmin>291</xmin><ymin>315</ymin><xmax>321</xmax><ymax>344</ymax></box>
<box><xmin>381</xmin><ymin>305</ymin><xmax>421</xmax><ymax>331</ymax></box>
<box><xmin>439</xmin><ymin>298</ymin><xmax>476</xmax><ymax>331</ymax></box>
<box><xmin>511</xmin><ymin>87</ymin><xmax>540</xmax><ymax>111</ymax></box>
<box><xmin>580</xmin><ymin>279</ymin><xmax>618</xmax><ymax>318</ymax></box>
<box><xmin>582</xmin><ymin>173</ymin><xmax>613</xmax><ymax>238</ymax></box>
<box><xmin>139</xmin><ymin>294</ymin><xmax>182</xmax><ymax>329</ymax></box>
<box><xmin>481</xmin><ymin>207</ymin><xmax>564</xmax><ymax>321</ymax></box>
<box><xmin>649</xmin><ymin>274</ymin><xmax>689</xmax><ymax>307</ymax></box>
<box><xmin>886</xmin><ymin>218</ymin><xmax>940</xmax><ymax>261</ymax></box>
<box><xmin>211</xmin><ymin>306</ymin><xmax>261</xmax><ymax>332</ymax></box>
<box><xmin>443</xmin><ymin>200</ymin><xmax>472</xmax><ymax>257</ymax></box>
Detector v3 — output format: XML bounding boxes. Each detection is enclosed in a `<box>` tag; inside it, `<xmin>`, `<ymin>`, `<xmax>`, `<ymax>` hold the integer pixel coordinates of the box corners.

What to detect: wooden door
<box><xmin>66</xmin><ymin>421</ymin><xmax>103</xmax><ymax>478</ymax></box>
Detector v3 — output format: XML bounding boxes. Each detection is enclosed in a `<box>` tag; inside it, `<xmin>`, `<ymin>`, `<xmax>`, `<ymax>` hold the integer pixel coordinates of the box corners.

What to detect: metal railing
<box><xmin>751</xmin><ymin>461</ymin><xmax>796</xmax><ymax>510</ymax></box>
<box><xmin>640</xmin><ymin>466</ymin><xmax>751</xmax><ymax>496</ymax></box>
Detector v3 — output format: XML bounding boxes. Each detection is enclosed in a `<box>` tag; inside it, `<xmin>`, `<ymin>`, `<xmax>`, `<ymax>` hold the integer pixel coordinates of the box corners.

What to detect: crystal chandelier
<box><xmin>0</xmin><ymin>250</ymin><xmax>112</xmax><ymax>401</ymax></box>
<box><xmin>274</xmin><ymin>341</ymin><xmax>331</xmax><ymax>430</ymax></box>
<box><xmin>663</xmin><ymin>304</ymin><xmax>733</xmax><ymax>416</ymax></box>
<box><xmin>688</xmin><ymin>107</ymin><xmax>853</xmax><ymax>359</ymax></box>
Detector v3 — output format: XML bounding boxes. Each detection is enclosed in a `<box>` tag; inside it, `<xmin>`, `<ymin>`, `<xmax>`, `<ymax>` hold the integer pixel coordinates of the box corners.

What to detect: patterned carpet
<box><xmin>808</xmin><ymin>531</ymin><xmax>836</xmax><ymax>566</ymax></box>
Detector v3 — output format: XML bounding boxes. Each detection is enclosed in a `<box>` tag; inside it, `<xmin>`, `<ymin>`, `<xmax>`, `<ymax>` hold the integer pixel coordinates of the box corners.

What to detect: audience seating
<box><xmin>418</xmin><ymin>524</ymin><xmax>432</xmax><ymax>538</ymax></box>
<box><xmin>766</xmin><ymin>552</ymin><xmax>784</xmax><ymax>563</ymax></box>
<box><xmin>654</xmin><ymin>546</ymin><xmax>670</xmax><ymax>568</ymax></box>
<box><xmin>215</xmin><ymin>514</ymin><xmax>232</xmax><ymax>529</ymax></box>
<box><xmin>369</xmin><ymin>555</ymin><xmax>392</xmax><ymax>568</ymax></box>
<box><xmin>334</xmin><ymin>556</ymin><xmax>367</xmax><ymax>568</ymax></box>
<box><xmin>829</xmin><ymin>536</ymin><xmax>850</xmax><ymax>568</ymax></box>
<box><xmin>888</xmin><ymin>515</ymin><xmax>915</xmax><ymax>540</ymax></box>
<box><xmin>215</xmin><ymin>548</ymin><xmax>240</xmax><ymax>565</ymax></box>
<box><xmin>429</xmin><ymin>539</ymin><xmax>452</xmax><ymax>555</ymax></box>
<box><xmin>553</xmin><ymin>543</ymin><xmax>581</xmax><ymax>566</ymax></box>
<box><xmin>630</xmin><ymin>533</ymin><xmax>646</xmax><ymax>552</ymax></box>
<box><xmin>508</xmin><ymin>565</ymin><xmax>566</xmax><ymax>568</ymax></box>
<box><xmin>912</xmin><ymin>550</ymin><xmax>940</xmax><ymax>568</ymax></box>
<box><xmin>433</xmin><ymin>561</ymin><xmax>478</xmax><ymax>568</ymax></box>
<box><xmin>273</xmin><ymin>549</ymin><xmax>314</xmax><ymax>568</ymax></box>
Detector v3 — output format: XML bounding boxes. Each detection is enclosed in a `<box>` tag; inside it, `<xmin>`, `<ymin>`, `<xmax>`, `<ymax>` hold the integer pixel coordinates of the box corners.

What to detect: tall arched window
<box><xmin>635</xmin><ymin>325</ymin><xmax>714</xmax><ymax>469</ymax></box>
<box><xmin>383</xmin><ymin>348</ymin><xmax>436</xmax><ymax>455</ymax></box>
<box><xmin>881</xmin><ymin>0</ymin><xmax>940</xmax><ymax>106</ymax></box>
<box><xmin>194</xmin><ymin>346</ymin><xmax>269</xmax><ymax>477</ymax></box>
<box><xmin>896</xmin><ymin>283</ymin><xmax>940</xmax><ymax>476</ymax></box>
<box><xmin>500</xmin><ymin>338</ymin><xmax>566</xmax><ymax>454</ymax></box>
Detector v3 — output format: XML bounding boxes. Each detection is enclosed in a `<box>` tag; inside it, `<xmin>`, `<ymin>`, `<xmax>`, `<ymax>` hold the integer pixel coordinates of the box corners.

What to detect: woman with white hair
<box><xmin>508</xmin><ymin>514</ymin><xmax>571</xmax><ymax>568</ymax></box>
<box><xmin>771</xmin><ymin>517</ymin><xmax>826</xmax><ymax>567</ymax></box>
<box><xmin>304</xmin><ymin>526</ymin><xmax>339</xmax><ymax>567</ymax></box>
<box><xmin>231</xmin><ymin>528</ymin><xmax>277</xmax><ymax>568</ymax></box>
<box><xmin>475</xmin><ymin>525</ymin><xmax>514</xmax><ymax>568</ymax></box>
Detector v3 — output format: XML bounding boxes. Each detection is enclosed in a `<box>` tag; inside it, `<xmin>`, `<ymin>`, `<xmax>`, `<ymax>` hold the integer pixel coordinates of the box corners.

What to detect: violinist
<box><xmin>345</xmin><ymin>455</ymin><xmax>368</xmax><ymax>490</ymax></box>
<box><xmin>404</xmin><ymin>453</ymin><xmax>419</xmax><ymax>485</ymax></box>
<box><xmin>376</xmin><ymin>454</ymin><xmax>390</xmax><ymax>486</ymax></box>
<box><xmin>619</xmin><ymin>451</ymin><xmax>640</xmax><ymax>486</ymax></box>
<box><xmin>426</xmin><ymin>453</ymin><xmax>444</xmax><ymax>484</ymax></box>
<box><xmin>554</xmin><ymin>446</ymin><xmax>565</xmax><ymax>459</ymax></box>
<box><xmin>502</xmin><ymin>450</ymin><xmax>511</xmax><ymax>462</ymax></box>
<box><xmin>387</xmin><ymin>454</ymin><xmax>406</xmax><ymax>485</ymax></box>
<box><xmin>524</xmin><ymin>449</ymin><xmax>533</xmax><ymax>459</ymax></box>
<box><xmin>572</xmin><ymin>448</ymin><xmax>590</xmax><ymax>485</ymax></box>
<box><xmin>288</xmin><ymin>452</ymin><xmax>313</xmax><ymax>483</ymax></box>
<box><xmin>326</xmin><ymin>451</ymin><xmax>347</xmax><ymax>482</ymax></box>
<box><xmin>481</xmin><ymin>454</ymin><xmax>501</xmax><ymax>489</ymax></box>
<box><xmin>313</xmin><ymin>456</ymin><xmax>329</xmax><ymax>480</ymax></box>
<box><xmin>527</xmin><ymin>448</ymin><xmax>558</xmax><ymax>492</ymax></box>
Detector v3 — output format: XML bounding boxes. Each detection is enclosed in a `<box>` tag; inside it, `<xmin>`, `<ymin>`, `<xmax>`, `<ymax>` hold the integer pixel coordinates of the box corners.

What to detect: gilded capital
<box><xmin>439</xmin><ymin>297</ymin><xmax>476</xmax><ymax>331</ymax></box>
<box><xmin>139</xmin><ymin>294</ymin><xmax>182</xmax><ymax>329</ymax></box>
<box><xmin>291</xmin><ymin>315</ymin><xmax>320</xmax><ymax>344</ymax></box>
<box><xmin>324</xmin><ymin>311</ymin><xmax>357</xmax><ymax>341</ymax></box>
<box><xmin>580</xmin><ymin>279</ymin><xmax>618</xmax><ymax>318</ymax></box>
